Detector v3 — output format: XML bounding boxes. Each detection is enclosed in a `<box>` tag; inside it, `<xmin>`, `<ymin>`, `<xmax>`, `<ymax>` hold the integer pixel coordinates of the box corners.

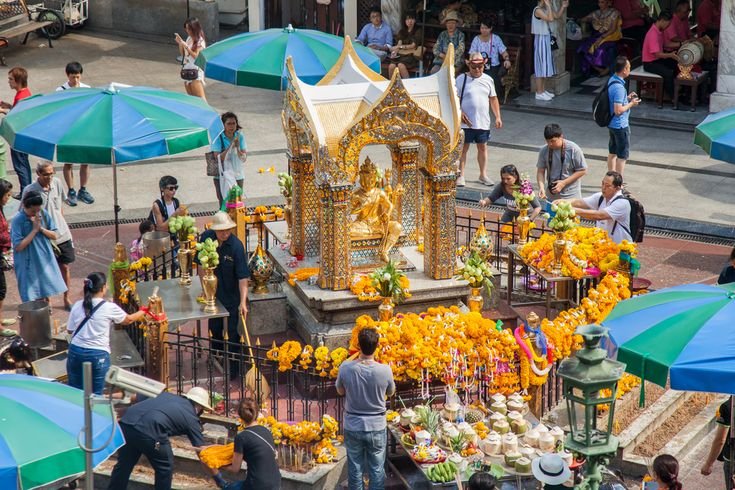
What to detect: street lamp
<box><xmin>557</xmin><ymin>324</ymin><xmax>626</xmax><ymax>490</ymax></box>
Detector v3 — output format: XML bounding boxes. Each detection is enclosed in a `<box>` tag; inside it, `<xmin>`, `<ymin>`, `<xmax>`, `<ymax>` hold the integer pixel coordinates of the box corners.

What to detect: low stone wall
<box><xmin>88</xmin><ymin>0</ymin><xmax>219</xmax><ymax>43</ymax></box>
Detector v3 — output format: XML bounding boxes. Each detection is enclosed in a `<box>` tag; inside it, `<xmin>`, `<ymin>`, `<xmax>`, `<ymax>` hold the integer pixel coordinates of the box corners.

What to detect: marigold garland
<box><xmin>519</xmin><ymin>227</ymin><xmax>637</xmax><ymax>279</ymax></box>
<box><xmin>288</xmin><ymin>267</ymin><xmax>320</xmax><ymax>286</ymax></box>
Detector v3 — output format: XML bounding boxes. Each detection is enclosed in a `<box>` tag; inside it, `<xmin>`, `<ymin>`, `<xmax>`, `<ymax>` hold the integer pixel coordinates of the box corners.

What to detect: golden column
<box><xmin>143</xmin><ymin>289</ymin><xmax>169</xmax><ymax>383</ymax></box>
<box><xmin>289</xmin><ymin>152</ymin><xmax>319</xmax><ymax>257</ymax></box>
<box><xmin>318</xmin><ymin>183</ymin><xmax>352</xmax><ymax>290</ymax></box>
<box><xmin>390</xmin><ymin>141</ymin><xmax>421</xmax><ymax>245</ymax></box>
<box><xmin>422</xmin><ymin>170</ymin><xmax>457</xmax><ymax>279</ymax></box>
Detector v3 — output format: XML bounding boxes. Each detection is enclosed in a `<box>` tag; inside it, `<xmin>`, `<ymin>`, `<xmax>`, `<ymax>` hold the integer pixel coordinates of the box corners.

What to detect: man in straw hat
<box><xmin>431</xmin><ymin>10</ymin><xmax>465</xmax><ymax>73</ymax></box>
<box><xmin>108</xmin><ymin>387</ymin><xmax>213</xmax><ymax>490</ymax></box>
<box><xmin>198</xmin><ymin>211</ymin><xmax>250</xmax><ymax>380</ymax></box>
<box><xmin>532</xmin><ymin>452</ymin><xmax>573</xmax><ymax>489</ymax></box>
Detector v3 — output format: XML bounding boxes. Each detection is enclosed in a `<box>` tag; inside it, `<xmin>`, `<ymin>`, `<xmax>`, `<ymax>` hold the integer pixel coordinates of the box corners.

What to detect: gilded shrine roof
<box><xmin>283</xmin><ymin>37</ymin><xmax>462</xmax><ymax>164</ymax></box>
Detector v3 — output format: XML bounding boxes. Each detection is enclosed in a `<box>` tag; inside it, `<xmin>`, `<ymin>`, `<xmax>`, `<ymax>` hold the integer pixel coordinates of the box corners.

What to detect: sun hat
<box><xmin>185</xmin><ymin>386</ymin><xmax>213</xmax><ymax>411</ymax></box>
<box><xmin>442</xmin><ymin>11</ymin><xmax>462</xmax><ymax>25</ymax></box>
<box><xmin>209</xmin><ymin>211</ymin><xmax>236</xmax><ymax>231</ymax></box>
<box><xmin>532</xmin><ymin>453</ymin><xmax>572</xmax><ymax>485</ymax></box>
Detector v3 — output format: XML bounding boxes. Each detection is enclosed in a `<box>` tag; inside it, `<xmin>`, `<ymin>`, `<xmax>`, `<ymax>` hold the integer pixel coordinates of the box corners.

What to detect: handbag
<box><xmin>180</xmin><ymin>49</ymin><xmax>199</xmax><ymax>81</ymax></box>
<box><xmin>205</xmin><ymin>134</ymin><xmax>224</xmax><ymax>177</ymax></box>
<box><xmin>548</xmin><ymin>23</ymin><xmax>559</xmax><ymax>51</ymax></box>
<box><xmin>0</xmin><ymin>251</ymin><xmax>12</xmax><ymax>271</ymax></box>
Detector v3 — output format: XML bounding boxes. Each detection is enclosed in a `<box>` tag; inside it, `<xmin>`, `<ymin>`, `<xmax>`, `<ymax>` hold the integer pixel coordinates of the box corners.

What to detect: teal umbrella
<box><xmin>694</xmin><ymin>107</ymin><xmax>735</xmax><ymax>164</ymax></box>
<box><xmin>0</xmin><ymin>374</ymin><xmax>124</xmax><ymax>490</ymax></box>
<box><xmin>0</xmin><ymin>84</ymin><xmax>224</xmax><ymax>240</ymax></box>
<box><xmin>195</xmin><ymin>25</ymin><xmax>381</xmax><ymax>90</ymax></box>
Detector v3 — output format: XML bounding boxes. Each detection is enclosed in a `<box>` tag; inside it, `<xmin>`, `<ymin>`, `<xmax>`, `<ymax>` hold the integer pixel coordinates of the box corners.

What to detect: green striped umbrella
<box><xmin>0</xmin><ymin>84</ymin><xmax>224</xmax><ymax>239</ymax></box>
<box><xmin>694</xmin><ymin>107</ymin><xmax>735</xmax><ymax>164</ymax></box>
<box><xmin>604</xmin><ymin>283</ymin><xmax>735</xmax><ymax>394</ymax></box>
<box><xmin>195</xmin><ymin>26</ymin><xmax>381</xmax><ymax>89</ymax></box>
<box><xmin>0</xmin><ymin>374</ymin><xmax>125</xmax><ymax>489</ymax></box>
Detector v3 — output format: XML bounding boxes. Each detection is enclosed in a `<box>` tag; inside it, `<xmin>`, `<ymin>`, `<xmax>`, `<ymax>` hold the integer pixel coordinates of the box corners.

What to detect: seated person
<box><xmin>470</xmin><ymin>16</ymin><xmax>512</xmax><ymax>94</ymax></box>
<box><xmin>664</xmin><ymin>0</ymin><xmax>693</xmax><ymax>47</ymax></box>
<box><xmin>388</xmin><ymin>11</ymin><xmax>423</xmax><ymax>79</ymax></box>
<box><xmin>642</xmin><ymin>11</ymin><xmax>679</xmax><ymax>101</ymax></box>
<box><xmin>696</xmin><ymin>0</ymin><xmax>721</xmax><ymax>39</ymax></box>
<box><xmin>356</xmin><ymin>7</ymin><xmax>393</xmax><ymax>61</ymax></box>
<box><xmin>613</xmin><ymin>0</ymin><xmax>648</xmax><ymax>40</ymax></box>
<box><xmin>577</xmin><ymin>0</ymin><xmax>623</xmax><ymax>76</ymax></box>
<box><xmin>431</xmin><ymin>11</ymin><xmax>465</xmax><ymax>74</ymax></box>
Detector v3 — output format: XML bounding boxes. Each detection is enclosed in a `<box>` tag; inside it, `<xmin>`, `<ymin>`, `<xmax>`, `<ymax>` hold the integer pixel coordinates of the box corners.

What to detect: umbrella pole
<box><xmin>83</xmin><ymin>361</ymin><xmax>94</xmax><ymax>490</ymax></box>
<box><xmin>112</xmin><ymin>152</ymin><xmax>120</xmax><ymax>243</ymax></box>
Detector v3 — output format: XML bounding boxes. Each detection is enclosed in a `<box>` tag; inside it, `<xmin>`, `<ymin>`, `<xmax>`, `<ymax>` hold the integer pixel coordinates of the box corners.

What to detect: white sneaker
<box><xmin>456</xmin><ymin>175</ymin><xmax>466</xmax><ymax>187</ymax></box>
<box><xmin>535</xmin><ymin>92</ymin><xmax>552</xmax><ymax>101</ymax></box>
<box><xmin>479</xmin><ymin>175</ymin><xmax>494</xmax><ymax>186</ymax></box>
<box><xmin>544</xmin><ymin>91</ymin><xmax>555</xmax><ymax>99</ymax></box>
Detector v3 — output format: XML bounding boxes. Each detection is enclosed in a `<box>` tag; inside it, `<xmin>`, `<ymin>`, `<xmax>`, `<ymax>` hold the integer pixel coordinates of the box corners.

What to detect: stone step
<box><xmin>661</xmin><ymin>395</ymin><xmax>727</xmax><ymax>461</ymax></box>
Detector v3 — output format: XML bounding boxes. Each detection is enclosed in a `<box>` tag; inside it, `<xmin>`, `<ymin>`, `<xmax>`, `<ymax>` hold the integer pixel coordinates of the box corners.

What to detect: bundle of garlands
<box><xmin>199</xmin><ymin>414</ymin><xmax>340</xmax><ymax>470</ymax></box>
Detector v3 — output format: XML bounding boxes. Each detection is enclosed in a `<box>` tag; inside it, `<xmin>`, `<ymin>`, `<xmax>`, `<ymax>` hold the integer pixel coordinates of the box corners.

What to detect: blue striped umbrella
<box><xmin>0</xmin><ymin>374</ymin><xmax>125</xmax><ymax>490</ymax></box>
<box><xmin>694</xmin><ymin>107</ymin><xmax>735</xmax><ymax>164</ymax></box>
<box><xmin>195</xmin><ymin>26</ymin><xmax>381</xmax><ymax>89</ymax></box>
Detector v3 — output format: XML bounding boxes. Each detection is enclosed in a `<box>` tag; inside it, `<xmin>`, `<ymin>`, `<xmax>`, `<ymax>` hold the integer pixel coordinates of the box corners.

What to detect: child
<box><xmin>57</xmin><ymin>62</ymin><xmax>94</xmax><ymax>206</ymax></box>
<box><xmin>130</xmin><ymin>220</ymin><xmax>154</xmax><ymax>261</ymax></box>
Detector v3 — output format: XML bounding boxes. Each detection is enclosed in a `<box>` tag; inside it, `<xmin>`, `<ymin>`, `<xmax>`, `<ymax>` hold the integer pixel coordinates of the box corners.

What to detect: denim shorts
<box><xmin>608</xmin><ymin>126</ymin><xmax>630</xmax><ymax>159</ymax></box>
<box><xmin>66</xmin><ymin>344</ymin><xmax>110</xmax><ymax>395</ymax></box>
<box><xmin>463</xmin><ymin>128</ymin><xmax>491</xmax><ymax>144</ymax></box>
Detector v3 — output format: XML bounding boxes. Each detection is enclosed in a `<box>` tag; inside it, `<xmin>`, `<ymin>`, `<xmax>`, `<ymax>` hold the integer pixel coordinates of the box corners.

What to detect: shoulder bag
<box><xmin>243</xmin><ymin>426</ymin><xmax>278</xmax><ymax>460</ymax></box>
<box><xmin>180</xmin><ymin>46</ymin><xmax>199</xmax><ymax>81</ymax></box>
<box><xmin>205</xmin><ymin>134</ymin><xmax>225</xmax><ymax>177</ymax></box>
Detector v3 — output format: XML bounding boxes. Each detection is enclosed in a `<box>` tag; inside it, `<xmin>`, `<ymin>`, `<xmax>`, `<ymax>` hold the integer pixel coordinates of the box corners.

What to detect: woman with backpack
<box><xmin>66</xmin><ymin>272</ymin><xmax>146</xmax><ymax>394</ymax></box>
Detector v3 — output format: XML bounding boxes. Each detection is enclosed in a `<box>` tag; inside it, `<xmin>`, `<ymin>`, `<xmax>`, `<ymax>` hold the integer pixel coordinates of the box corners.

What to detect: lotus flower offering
<box><xmin>512</xmin><ymin>176</ymin><xmax>536</xmax><ymax>209</ymax></box>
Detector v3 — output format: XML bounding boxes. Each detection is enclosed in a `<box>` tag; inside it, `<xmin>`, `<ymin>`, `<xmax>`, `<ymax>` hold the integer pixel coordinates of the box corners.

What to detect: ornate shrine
<box><xmin>282</xmin><ymin>37</ymin><xmax>463</xmax><ymax>290</ymax></box>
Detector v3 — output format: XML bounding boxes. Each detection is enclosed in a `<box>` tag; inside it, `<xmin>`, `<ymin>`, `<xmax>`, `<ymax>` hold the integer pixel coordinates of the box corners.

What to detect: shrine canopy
<box><xmin>283</xmin><ymin>36</ymin><xmax>462</xmax><ymax>182</ymax></box>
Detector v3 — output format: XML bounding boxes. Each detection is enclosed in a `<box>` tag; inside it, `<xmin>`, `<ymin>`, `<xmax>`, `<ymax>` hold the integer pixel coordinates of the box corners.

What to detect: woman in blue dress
<box><xmin>12</xmin><ymin>190</ymin><xmax>67</xmax><ymax>302</ymax></box>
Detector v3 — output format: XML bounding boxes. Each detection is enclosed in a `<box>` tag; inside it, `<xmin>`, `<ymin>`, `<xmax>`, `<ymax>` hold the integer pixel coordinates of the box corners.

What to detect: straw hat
<box><xmin>209</xmin><ymin>211</ymin><xmax>236</xmax><ymax>231</ymax></box>
<box><xmin>532</xmin><ymin>453</ymin><xmax>572</xmax><ymax>485</ymax></box>
<box><xmin>442</xmin><ymin>10</ymin><xmax>462</xmax><ymax>25</ymax></box>
<box><xmin>185</xmin><ymin>386</ymin><xmax>213</xmax><ymax>411</ymax></box>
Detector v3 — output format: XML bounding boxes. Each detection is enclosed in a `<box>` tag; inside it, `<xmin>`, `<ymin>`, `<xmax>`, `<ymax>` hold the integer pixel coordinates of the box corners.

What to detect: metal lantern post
<box><xmin>557</xmin><ymin>325</ymin><xmax>626</xmax><ymax>490</ymax></box>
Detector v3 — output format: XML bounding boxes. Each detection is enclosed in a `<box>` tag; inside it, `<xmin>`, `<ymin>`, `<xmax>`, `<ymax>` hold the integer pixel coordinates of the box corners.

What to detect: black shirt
<box><xmin>199</xmin><ymin>230</ymin><xmax>250</xmax><ymax>309</ymax></box>
<box><xmin>120</xmin><ymin>392</ymin><xmax>205</xmax><ymax>447</ymax></box>
<box><xmin>233</xmin><ymin>425</ymin><xmax>281</xmax><ymax>490</ymax></box>
<box><xmin>718</xmin><ymin>265</ymin><xmax>735</xmax><ymax>285</ymax></box>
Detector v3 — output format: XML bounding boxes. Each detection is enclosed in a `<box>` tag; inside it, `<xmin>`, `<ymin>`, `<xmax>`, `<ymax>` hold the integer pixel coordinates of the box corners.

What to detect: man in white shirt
<box><xmin>455</xmin><ymin>51</ymin><xmax>502</xmax><ymax>187</ymax></box>
<box><xmin>566</xmin><ymin>170</ymin><xmax>632</xmax><ymax>243</ymax></box>
<box><xmin>56</xmin><ymin>61</ymin><xmax>93</xmax><ymax>207</ymax></box>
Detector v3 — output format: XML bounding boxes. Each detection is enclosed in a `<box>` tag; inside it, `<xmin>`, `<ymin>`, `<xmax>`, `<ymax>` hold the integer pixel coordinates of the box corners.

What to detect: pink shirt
<box><xmin>613</xmin><ymin>0</ymin><xmax>645</xmax><ymax>29</ymax></box>
<box><xmin>664</xmin><ymin>15</ymin><xmax>691</xmax><ymax>44</ymax></box>
<box><xmin>642</xmin><ymin>24</ymin><xmax>663</xmax><ymax>63</ymax></box>
<box><xmin>696</xmin><ymin>0</ymin><xmax>721</xmax><ymax>35</ymax></box>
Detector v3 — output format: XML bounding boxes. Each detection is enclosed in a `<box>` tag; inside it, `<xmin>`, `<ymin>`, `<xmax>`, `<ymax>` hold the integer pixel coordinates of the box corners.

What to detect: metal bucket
<box><xmin>142</xmin><ymin>231</ymin><xmax>171</xmax><ymax>259</ymax></box>
<box><xmin>17</xmin><ymin>300</ymin><xmax>52</xmax><ymax>348</ymax></box>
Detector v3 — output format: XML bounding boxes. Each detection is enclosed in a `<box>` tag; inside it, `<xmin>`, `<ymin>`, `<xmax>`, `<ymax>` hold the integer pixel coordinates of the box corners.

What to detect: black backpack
<box><xmin>598</xmin><ymin>190</ymin><xmax>646</xmax><ymax>242</ymax></box>
<box><xmin>592</xmin><ymin>78</ymin><xmax>624</xmax><ymax>127</ymax></box>
<box><xmin>148</xmin><ymin>197</ymin><xmax>180</xmax><ymax>225</ymax></box>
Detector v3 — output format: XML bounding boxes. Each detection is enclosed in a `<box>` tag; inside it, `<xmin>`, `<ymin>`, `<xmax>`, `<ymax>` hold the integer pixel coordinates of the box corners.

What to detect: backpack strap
<box><xmin>603</xmin><ymin>194</ymin><xmax>631</xmax><ymax>236</ymax></box>
<box><xmin>71</xmin><ymin>300</ymin><xmax>106</xmax><ymax>340</ymax></box>
<box><xmin>459</xmin><ymin>73</ymin><xmax>469</xmax><ymax>106</ymax></box>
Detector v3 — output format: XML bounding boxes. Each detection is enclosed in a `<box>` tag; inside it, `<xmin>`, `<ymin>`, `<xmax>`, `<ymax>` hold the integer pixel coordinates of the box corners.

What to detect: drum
<box><xmin>677</xmin><ymin>40</ymin><xmax>704</xmax><ymax>66</ymax></box>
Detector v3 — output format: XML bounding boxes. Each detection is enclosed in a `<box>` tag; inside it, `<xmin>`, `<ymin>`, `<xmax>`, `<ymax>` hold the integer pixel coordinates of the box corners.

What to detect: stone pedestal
<box><xmin>531</xmin><ymin>71</ymin><xmax>571</xmax><ymax>95</ymax></box>
<box><xmin>709</xmin><ymin>0</ymin><xmax>735</xmax><ymax>111</ymax></box>
<box><xmin>247</xmin><ymin>291</ymin><xmax>289</xmax><ymax>336</ymax></box>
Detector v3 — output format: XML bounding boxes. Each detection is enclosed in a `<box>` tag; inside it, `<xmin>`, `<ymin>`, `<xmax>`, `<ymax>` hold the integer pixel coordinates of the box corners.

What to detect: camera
<box><xmin>105</xmin><ymin>366</ymin><xmax>165</xmax><ymax>399</ymax></box>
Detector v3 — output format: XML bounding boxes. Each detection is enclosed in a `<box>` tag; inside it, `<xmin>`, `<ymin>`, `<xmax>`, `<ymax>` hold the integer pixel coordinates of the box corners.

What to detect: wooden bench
<box><xmin>0</xmin><ymin>0</ymin><xmax>55</xmax><ymax>57</ymax></box>
<box><xmin>628</xmin><ymin>65</ymin><xmax>664</xmax><ymax>108</ymax></box>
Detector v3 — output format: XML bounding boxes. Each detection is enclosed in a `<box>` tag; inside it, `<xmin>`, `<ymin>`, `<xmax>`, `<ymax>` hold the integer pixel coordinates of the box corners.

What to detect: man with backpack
<box><xmin>607</xmin><ymin>56</ymin><xmax>640</xmax><ymax>178</ymax></box>
<box><xmin>564</xmin><ymin>170</ymin><xmax>632</xmax><ymax>243</ymax></box>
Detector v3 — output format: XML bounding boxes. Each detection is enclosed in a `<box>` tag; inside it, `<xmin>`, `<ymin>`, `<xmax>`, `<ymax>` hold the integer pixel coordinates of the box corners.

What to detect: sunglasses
<box><xmin>167</xmin><ymin>185</ymin><xmax>179</xmax><ymax>191</ymax></box>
